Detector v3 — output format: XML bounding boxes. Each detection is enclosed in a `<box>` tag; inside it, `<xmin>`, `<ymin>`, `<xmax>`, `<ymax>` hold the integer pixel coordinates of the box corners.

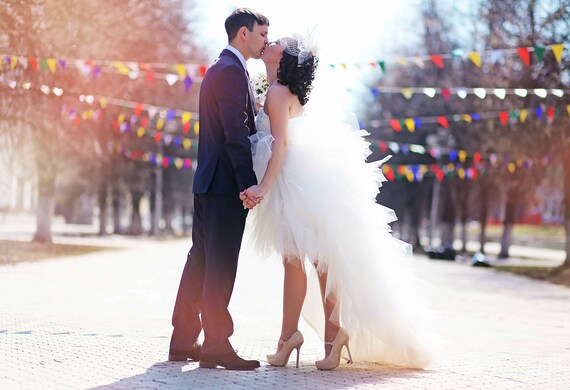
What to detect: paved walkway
<box><xmin>1</xmin><ymin>234</ymin><xmax>570</xmax><ymax>389</ymax></box>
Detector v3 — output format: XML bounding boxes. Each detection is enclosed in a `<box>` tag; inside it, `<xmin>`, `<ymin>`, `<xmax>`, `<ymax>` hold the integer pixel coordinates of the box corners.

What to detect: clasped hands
<box><xmin>239</xmin><ymin>185</ymin><xmax>264</xmax><ymax>210</ymax></box>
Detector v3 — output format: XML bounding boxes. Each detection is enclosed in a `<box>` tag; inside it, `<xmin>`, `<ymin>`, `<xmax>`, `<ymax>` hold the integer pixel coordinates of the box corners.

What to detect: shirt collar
<box><xmin>225</xmin><ymin>45</ymin><xmax>248</xmax><ymax>72</ymax></box>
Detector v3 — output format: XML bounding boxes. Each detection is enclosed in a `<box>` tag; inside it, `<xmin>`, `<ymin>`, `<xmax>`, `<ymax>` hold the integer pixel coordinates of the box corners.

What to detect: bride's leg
<box><xmin>280</xmin><ymin>256</ymin><xmax>307</xmax><ymax>342</ymax></box>
<box><xmin>316</xmin><ymin>268</ymin><xmax>340</xmax><ymax>357</ymax></box>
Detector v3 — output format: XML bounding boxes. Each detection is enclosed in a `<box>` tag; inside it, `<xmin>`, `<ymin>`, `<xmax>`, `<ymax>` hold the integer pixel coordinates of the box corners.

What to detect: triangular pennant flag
<box><xmin>395</xmin><ymin>58</ymin><xmax>408</xmax><ymax>66</ymax></box>
<box><xmin>519</xmin><ymin>109</ymin><xmax>528</xmax><ymax>123</ymax></box>
<box><xmin>10</xmin><ymin>56</ymin><xmax>17</xmax><ymax>70</ymax></box>
<box><xmin>156</xmin><ymin>118</ymin><xmax>165</xmax><ymax>130</ymax></box>
<box><xmin>58</xmin><ymin>59</ymin><xmax>66</xmax><ymax>70</ymax></box>
<box><xmin>99</xmin><ymin>97</ymin><xmax>108</xmax><ymax>109</ymax></box>
<box><xmin>567</xmin><ymin>104</ymin><xmax>570</xmax><ymax>117</ymax></box>
<box><xmin>430</xmin><ymin>55</ymin><xmax>444</xmax><ymax>69</ymax></box>
<box><xmin>183</xmin><ymin>75</ymin><xmax>193</xmax><ymax>91</ymax></box>
<box><xmin>401</xmin><ymin>88</ymin><xmax>413</xmax><ymax>99</ymax></box>
<box><xmin>534</xmin><ymin>46</ymin><xmax>545</xmax><ymax>63</ymax></box>
<box><xmin>499</xmin><ymin>111</ymin><xmax>509</xmax><ymax>126</ymax></box>
<box><xmin>377</xmin><ymin>61</ymin><xmax>385</xmax><ymax>73</ymax></box>
<box><xmin>175</xmin><ymin>64</ymin><xmax>187</xmax><ymax>78</ymax></box>
<box><xmin>437</xmin><ymin>116</ymin><xmax>449</xmax><ymax>128</ymax></box>
<box><xmin>135</xmin><ymin>103</ymin><xmax>143</xmax><ymax>116</ymax></box>
<box><xmin>145</xmin><ymin>72</ymin><xmax>155</xmax><ymax>85</ymax></box>
<box><xmin>441</xmin><ymin>88</ymin><xmax>451</xmax><ymax>100</ymax></box>
<box><xmin>405</xmin><ymin>118</ymin><xmax>415</xmax><ymax>132</ymax></box>
<box><xmin>193</xmin><ymin>121</ymin><xmax>200</xmax><ymax>134</ymax></box>
<box><xmin>551</xmin><ymin>44</ymin><xmax>564</xmax><ymax>64</ymax></box>
<box><xmin>411</xmin><ymin>57</ymin><xmax>424</xmax><ymax>68</ymax></box>
<box><xmin>546</xmin><ymin>106</ymin><xmax>555</xmax><ymax>122</ymax></box>
<box><xmin>182</xmin><ymin>112</ymin><xmax>192</xmax><ymax>124</ymax></box>
<box><xmin>535</xmin><ymin>107</ymin><xmax>543</xmax><ymax>119</ymax></box>
<box><xmin>390</xmin><ymin>119</ymin><xmax>402</xmax><ymax>132</ymax></box>
<box><xmin>414</xmin><ymin>118</ymin><xmax>422</xmax><ymax>129</ymax></box>
<box><xmin>183</xmin><ymin>122</ymin><xmax>191</xmax><ymax>134</ymax></box>
<box><xmin>458</xmin><ymin>150</ymin><xmax>467</xmax><ymax>163</ymax></box>
<box><xmin>199</xmin><ymin>64</ymin><xmax>208</xmax><ymax>77</ymax></box>
<box><xmin>370</xmin><ymin>87</ymin><xmax>379</xmax><ymax>99</ymax></box>
<box><xmin>461</xmin><ymin>114</ymin><xmax>472</xmax><ymax>123</ymax></box>
<box><xmin>28</xmin><ymin>57</ymin><xmax>39</xmax><ymax>71</ymax></box>
<box><xmin>166</xmin><ymin>74</ymin><xmax>178</xmax><ymax>86</ymax></box>
<box><xmin>39</xmin><ymin>58</ymin><xmax>48</xmax><ymax>72</ymax></box>
<box><xmin>46</xmin><ymin>58</ymin><xmax>57</xmax><ymax>73</ymax></box>
<box><xmin>468</xmin><ymin>52</ymin><xmax>481</xmax><ymax>67</ymax></box>
<box><xmin>516</xmin><ymin>47</ymin><xmax>530</xmax><ymax>65</ymax></box>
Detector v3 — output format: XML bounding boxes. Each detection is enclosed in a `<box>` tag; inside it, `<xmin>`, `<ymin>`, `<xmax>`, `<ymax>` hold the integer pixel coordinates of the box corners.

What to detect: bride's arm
<box><xmin>246</xmin><ymin>85</ymin><xmax>290</xmax><ymax>198</ymax></box>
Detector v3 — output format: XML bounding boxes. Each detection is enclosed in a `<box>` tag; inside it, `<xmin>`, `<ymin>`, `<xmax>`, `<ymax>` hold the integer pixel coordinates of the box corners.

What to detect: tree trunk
<box><xmin>129</xmin><ymin>191</ymin><xmax>144</xmax><ymax>235</ymax></box>
<box><xmin>499</xmin><ymin>183</ymin><xmax>521</xmax><ymax>258</ymax></box>
<box><xmin>440</xmin><ymin>180</ymin><xmax>456</xmax><ymax>247</ymax></box>
<box><xmin>561</xmin><ymin>149</ymin><xmax>570</xmax><ymax>268</ymax></box>
<box><xmin>33</xmin><ymin>168</ymin><xmax>56</xmax><ymax>243</ymax></box>
<box><xmin>479</xmin><ymin>177</ymin><xmax>489</xmax><ymax>253</ymax></box>
<box><xmin>98</xmin><ymin>182</ymin><xmax>108</xmax><ymax>236</ymax></box>
<box><xmin>112</xmin><ymin>186</ymin><xmax>122</xmax><ymax>234</ymax></box>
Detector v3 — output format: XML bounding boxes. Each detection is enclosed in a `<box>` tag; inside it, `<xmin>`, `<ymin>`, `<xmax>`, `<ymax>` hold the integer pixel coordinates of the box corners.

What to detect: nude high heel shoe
<box><xmin>267</xmin><ymin>330</ymin><xmax>304</xmax><ymax>368</ymax></box>
<box><xmin>315</xmin><ymin>328</ymin><xmax>353</xmax><ymax>370</ymax></box>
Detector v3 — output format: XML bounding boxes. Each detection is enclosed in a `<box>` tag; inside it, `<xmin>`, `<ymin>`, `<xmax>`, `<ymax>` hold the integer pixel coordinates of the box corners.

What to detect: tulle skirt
<box><xmin>246</xmin><ymin>110</ymin><xmax>443</xmax><ymax>368</ymax></box>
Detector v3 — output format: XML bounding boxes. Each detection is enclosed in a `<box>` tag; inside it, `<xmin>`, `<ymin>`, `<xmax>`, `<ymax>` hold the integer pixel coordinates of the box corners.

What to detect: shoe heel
<box><xmin>198</xmin><ymin>360</ymin><xmax>217</xmax><ymax>369</ymax></box>
<box><xmin>295</xmin><ymin>346</ymin><xmax>301</xmax><ymax>368</ymax></box>
<box><xmin>345</xmin><ymin>343</ymin><xmax>353</xmax><ymax>364</ymax></box>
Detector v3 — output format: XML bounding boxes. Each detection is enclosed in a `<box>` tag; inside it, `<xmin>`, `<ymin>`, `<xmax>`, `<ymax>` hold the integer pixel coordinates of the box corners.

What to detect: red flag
<box><xmin>547</xmin><ymin>106</ymin><xmax>555</xmax><ymax>122</ymax></box>
<box><xmin>199</xmin><ymin>65</ymin><xmax>208</xmax><ymax>77</ymax></box>
<box><xmin>436</xmin><ymin>170</ymin><xmax>444</xmax><ymax>181</ymax></box>
<box><xmin>474</xmin><ymin>152</ymin><xmax>481</xmax><ymax>164</ymax></box>
<box><xmin>378</xmin><ymin>141</ymin><xmax>388</xmax><ymax>153</ymax></box>
<box><xmin>135</xmin><ymin>103</ymin><xmax>143</xmax><ymax>116</ymax></box>
<box><xmin>430</xmin><ymin>55</ymin><xmax>444</xmax><ymax>69</ymax></box>
<box><xmin>183</xmin><ymin>122</ymin><xmax>191</xmax><ymax>134</ymax></box>
<box><xmin>154</xmin><ymin>132</ymin><xmax>162</xmax><ymax>143</ymax></box>
<box><xmin>141</xmin><ymin>117</ymin><xmax>149</xmax><ymax>127</ymax></box>
<box><xmin>437</xmin><ymin>116</ymin><xmax>449</xmax><ymax>128</ymax></box>
<box><xmin>516</xmin><ymin>47</ymin><xmax>530</xmax><ymax>66</ymax></box>
<box><xmin>499</xmin><ymin>111</ymin><xmax>508</xmax><ymax>126</ymax></box>
<box><xmin>29</xmin><ymin>57</ymin><xmax>39</xmax><ymax>71</ymax></box>
<box><xmin>441</xmin><ymin>88</ymin><xmax>451</xmax><ymax>100</ymax></box>
<box><xmin>390</xmin><ymin>119</ymin><xmax>402</xmax><ymax>132</ymax></box>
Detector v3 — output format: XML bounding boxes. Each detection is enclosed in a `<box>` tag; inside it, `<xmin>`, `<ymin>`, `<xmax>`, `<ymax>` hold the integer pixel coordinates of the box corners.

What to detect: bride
<box><xmin>240</xmin><ymin>34</ymin><xmax>442</xmax><ymax>370</ymax></box>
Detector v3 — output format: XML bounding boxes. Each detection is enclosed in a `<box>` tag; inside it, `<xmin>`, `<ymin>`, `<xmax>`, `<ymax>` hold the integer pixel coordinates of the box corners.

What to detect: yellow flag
<box><xmin>458</xmin><ymin>168</ymin><xmax>465</xmax><ymax>180</ymax></box>
<box><xmin>117</xmin><ymin>113</ymin><xmax>125</xmax><ymax>123</ymax></box>
<box><xmin>341</xmin><ymin>63</ymin><xmax>348</xmax><ymax>70</ymax></box>
<box><xmin>137</xmin><ymin>127</ymin><xmax>145</xmax><ymax>137</ymax></box>
<box><xmin>142</xmin><ymin>153</ymin><xmax>150</xmax><ymax>162</ymax></box>
<box><xmin>46</xmin><ymin>58</ymin><xmax>57</xmax><ymax>73</ymax></box>
<box><xmin>468</xmin><ymin>52</ymin><xmax>481</xmax><ymax>67</ymax></box>
<box><xmin>405</xmin><ymin>118</ymin><xmax>415</xmax><ymax>132</ymax></box>
<box><xmin>447</xmin><ymin>163</ymin><xmax>455</xmax><ymax>172</ymax></box>
<box><xmin>182</xmin><ymin>112</ymin><xmax>192</xmax><ymax>124</ymax></box>
<box><xmin>519</xmin><ymin>109</ymin><xmax>528</xmax><ymax>123</ymax></box>
<box><xmin>420</xmin><ymin>165</ymin><xmax>428</xmax><ymax>175</ymax></box>
<box><xmin>194</xmin><ymin>121</ymin><xmax>200</xmax><ymax>134</ymax></box>
<box><xmin>551</xmin><ymin>44</ymin><xmax>565</xmax><ymax>64</ymax></box>
<box><xmin>567</xmin><ymin>104</ymin><xmax>570</xmax><ymax>117</ymax></box>
<box><xmin>182</xmin><ymin>138</ymin><xmax>192</xmax><ymax>150</ymax></box>
<box><xmin>11</xmin><ymin>56</ymin><xmax>18</xmax><ymax>70</ymax></box>
<box><xmin>458</xmin><ymin>150</ymin><xmax>467</xmax><ymax>163</ymax></box>
<box><xmin>401</xmin><ymin>88</ymin><xmax>413</xmax><ymax>100</ymax></box>
<box><xmin>156</xmin><ymin>118</ymin><xmax>165</xmax><ymax>130</ymax></box>
<box><xmin>175</xmin><ymin>64</ymin><xmax>187</xmax><ymax>78</ymax></box>
<box><xmin>406</xmin><ymin>171</ymin><xmax>414</xmax><ymax>182</ymax></box>
<box><xmin>99</xmin><ymin>97</ymin><xmax>108</xmax><ymax>108</ymax></box>
<box><xmin>508</xmin><ymin>162</ymin><xmax>516</xmax><ymax>173</ymax></box>
<box><xmin>175</xmin><ymin>158</ymin><xmax>184</xmax><ymax>170</ymax></box>
<box><xmin>396</xmin><ymin>58</ymin><xmax>408</xmax><ymax>65</ymax></box>
<box><xmin>461</xmin><ymin>114</ymin><xmax>472</xmax><ymax>123</ymax></box>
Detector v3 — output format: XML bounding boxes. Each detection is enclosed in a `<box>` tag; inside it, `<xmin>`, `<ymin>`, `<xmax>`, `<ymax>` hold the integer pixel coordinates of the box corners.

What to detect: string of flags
<box><xmin>369</xmin><ymin>86</ymin><xmax>567</xmax><ymax>100</ymax></box>
<box><xmin>1</xmin><ymin>79</ymin><xmax>199</xmax><ymax>123</ymax></box>
<box><xmin>370</xmin><ymin>104</ymin><xmax>570</xmax><ymax>132</ymax></box>
<box><xmin>328</xmin><ymin>42</ymin><xmax>568</xmax><ymax>71</ymax></box>
<box><xmin>3</xmin><ymin>41</ymin><xmax>567</xmax><ymax>89</ymax></box>
<box><xmin>1</xmin><ymin>53</ymin><xmax>205</xmax><ymax>91</ymax></box>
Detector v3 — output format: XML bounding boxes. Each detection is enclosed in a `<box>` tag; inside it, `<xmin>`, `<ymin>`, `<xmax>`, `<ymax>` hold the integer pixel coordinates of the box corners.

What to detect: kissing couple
<box><xmin>168</xmin><ymin>7</ymin><xmax>443</xmax><ymax>371</ymax></box>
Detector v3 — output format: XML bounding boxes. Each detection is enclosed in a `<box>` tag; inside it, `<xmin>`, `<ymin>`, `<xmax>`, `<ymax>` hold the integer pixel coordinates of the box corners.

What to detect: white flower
<box><xmin>250</xmin><ymin>72</ymin><xmax>269</xmax><ymax>105</ymax></box>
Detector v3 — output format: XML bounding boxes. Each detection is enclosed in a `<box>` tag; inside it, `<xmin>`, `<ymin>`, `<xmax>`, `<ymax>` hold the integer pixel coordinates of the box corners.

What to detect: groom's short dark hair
<box><xmin>225</xmin><ymin>8</ymin><xmax>269</xmax><ymax>42</ymax></box>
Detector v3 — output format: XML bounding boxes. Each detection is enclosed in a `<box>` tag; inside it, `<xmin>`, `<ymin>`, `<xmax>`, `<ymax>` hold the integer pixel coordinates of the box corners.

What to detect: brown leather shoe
<box><xmin>199</xmin><ymin>350</ymin><xmax>260</xmax><ymax>370</ymax></box>
<box><xmin>168</xmin><ymin>342</ymin><xmax>202</xmax><ymax>361</ymax></box>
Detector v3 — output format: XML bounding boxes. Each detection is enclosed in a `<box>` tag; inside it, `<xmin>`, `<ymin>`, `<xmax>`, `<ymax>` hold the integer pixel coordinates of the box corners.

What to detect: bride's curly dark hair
<box><xmin>277</xmin><ymin>51</ymin><xmax>318</xmax><ymax>106</ymax></box>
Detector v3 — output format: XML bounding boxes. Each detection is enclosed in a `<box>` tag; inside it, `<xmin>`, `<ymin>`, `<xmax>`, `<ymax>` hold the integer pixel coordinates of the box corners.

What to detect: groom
<box><xmin>168</xmin><ymin>8</ymin><xmax>269</xmax><ymax>370</ymax></box>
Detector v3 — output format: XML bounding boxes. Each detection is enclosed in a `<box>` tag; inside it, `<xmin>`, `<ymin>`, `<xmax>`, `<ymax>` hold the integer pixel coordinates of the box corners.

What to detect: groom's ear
<box><xmin>239</xmin><ymin>26</ymin><xmax>248</xmax><ymax>41</ymax></box>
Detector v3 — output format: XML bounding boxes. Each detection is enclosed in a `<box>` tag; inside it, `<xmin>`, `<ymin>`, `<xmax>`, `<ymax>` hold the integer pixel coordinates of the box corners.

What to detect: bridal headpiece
<box><xmin>279</xmin><ymin>31</ymin><xmax>319</xmax><ymax>66</ymax></box>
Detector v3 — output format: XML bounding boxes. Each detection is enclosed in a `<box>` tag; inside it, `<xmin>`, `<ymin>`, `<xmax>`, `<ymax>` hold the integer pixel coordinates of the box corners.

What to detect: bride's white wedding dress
<box><xmin>246</xmin><ymin>107</ymin><xmax>442</xmax><ymax>368</ymax></box>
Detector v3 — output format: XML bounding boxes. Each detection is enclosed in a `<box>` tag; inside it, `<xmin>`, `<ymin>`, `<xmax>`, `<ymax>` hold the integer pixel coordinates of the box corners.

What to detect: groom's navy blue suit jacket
<box><xmin>193</xmin><ymin>49</ymin><xmax>258</xmax><ymax>195</ymax></box>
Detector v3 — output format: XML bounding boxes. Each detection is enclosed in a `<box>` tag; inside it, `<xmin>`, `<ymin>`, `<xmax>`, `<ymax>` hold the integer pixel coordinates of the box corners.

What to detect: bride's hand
<box><xmin>240</xmin><ymin>187</ymin><xmax>264</xmax><ymax>209</ymax></box>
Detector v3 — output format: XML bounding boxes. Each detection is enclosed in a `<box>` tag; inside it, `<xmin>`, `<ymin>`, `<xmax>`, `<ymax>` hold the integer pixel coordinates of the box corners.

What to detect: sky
<box><xmin>187</xmin><ymin>0</ymin><xmax>420</xmax><ymax>114</ymax></box>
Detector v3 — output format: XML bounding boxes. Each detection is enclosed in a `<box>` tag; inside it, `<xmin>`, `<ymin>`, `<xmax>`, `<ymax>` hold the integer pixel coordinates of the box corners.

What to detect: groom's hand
<box><xmin>240</xmin><ymin>189</ymin><xmax>263</xmax><ymax>210</ymax></box>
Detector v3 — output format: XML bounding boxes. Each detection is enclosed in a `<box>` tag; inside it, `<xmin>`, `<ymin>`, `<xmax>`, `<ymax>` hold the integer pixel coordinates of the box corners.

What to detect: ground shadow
<box><xmin>90</xmin><ymin>360</ymin><xmax>432</xmax><ymax>389</ymax></box>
